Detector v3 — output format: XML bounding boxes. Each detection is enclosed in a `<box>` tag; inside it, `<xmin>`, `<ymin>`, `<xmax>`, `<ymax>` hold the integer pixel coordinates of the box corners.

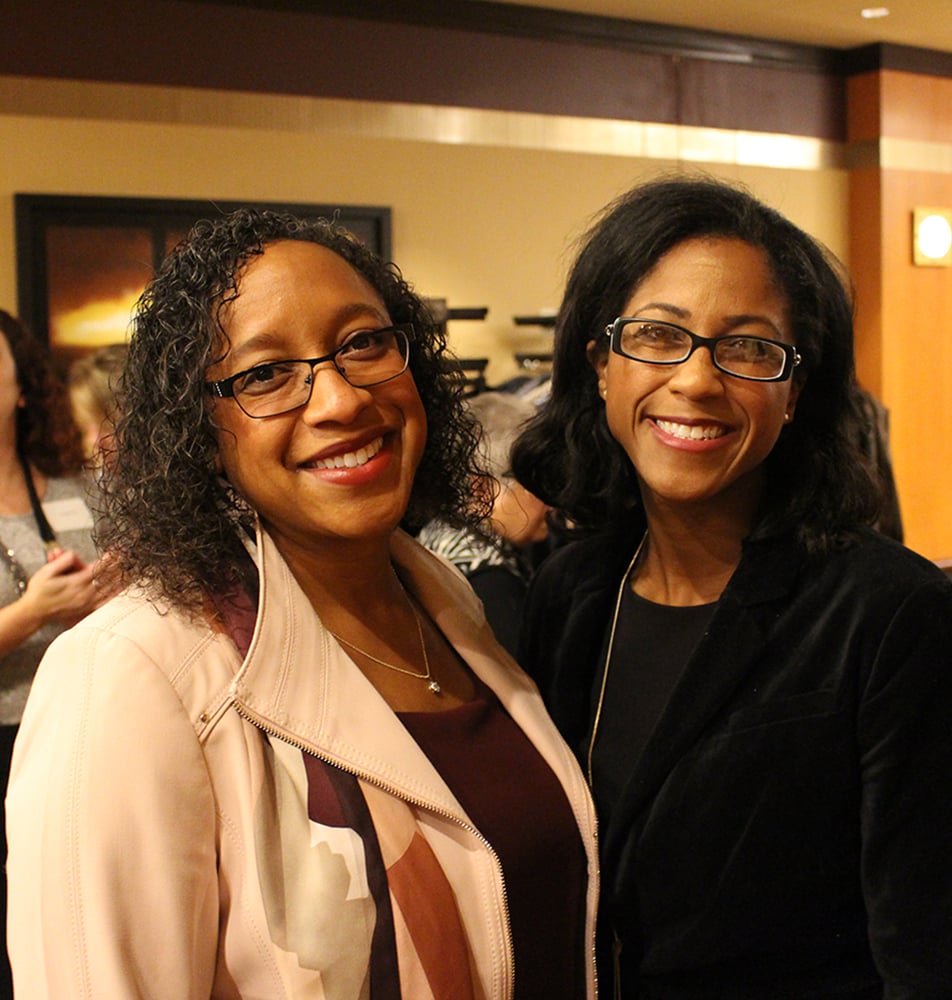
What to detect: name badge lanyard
<box><xmin>18</xmin><ymin>450</ymin><xmax>61</xmax><ymax>557</ymax></box>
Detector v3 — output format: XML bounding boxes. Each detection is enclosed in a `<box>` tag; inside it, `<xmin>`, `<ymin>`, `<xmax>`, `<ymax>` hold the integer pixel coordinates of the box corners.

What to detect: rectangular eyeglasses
<box><xmin>605</xmin><ymin>317</ymin><xmax>800</xmax><ymax>382</ymax></box>
<box><xmin>206</xmin><ymin>324</ymin><xmax>411</xmax><ymax>418</ymax></box>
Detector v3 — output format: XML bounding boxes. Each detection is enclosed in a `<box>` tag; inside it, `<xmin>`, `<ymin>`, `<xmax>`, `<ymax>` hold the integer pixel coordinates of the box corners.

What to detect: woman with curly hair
<box><xmin>512</xmin><ymin>176</ymin><xmax>952</xmax><ymax>997</ymax></box>
<box><xmin>7</xmin><ymin>209</ymin><xmax>598</xmax><ymax>999</ymax></box>
<box><xmin>0</xmin><ymin>309</ymin><xmax>105</xmax><ymax>995</ymax></box>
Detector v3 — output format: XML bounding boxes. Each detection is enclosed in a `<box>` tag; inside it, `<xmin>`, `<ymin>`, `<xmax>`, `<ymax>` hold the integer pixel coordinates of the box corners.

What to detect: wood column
<box><xmin>847</xmin><ymin>53</ymin><xmax>952</xmax><ymax>560</ymax></box>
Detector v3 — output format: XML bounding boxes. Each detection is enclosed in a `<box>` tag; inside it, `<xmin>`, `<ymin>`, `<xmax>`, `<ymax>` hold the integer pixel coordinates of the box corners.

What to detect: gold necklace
<box><xmin>330</xmin><ymin>590</ymin><xmax>441</xmax><ymax>696</ymax></box>
<box><xmin>586</xmin><ymin>533</ymin><xmax>647</xmax><ymax>784</ymax></box>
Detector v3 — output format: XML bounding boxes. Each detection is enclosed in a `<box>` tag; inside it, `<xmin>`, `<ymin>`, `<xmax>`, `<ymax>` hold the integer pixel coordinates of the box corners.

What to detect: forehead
<box><xmin>635</xmin><ymin>237</ymin><xmax>781</xmax><ymax>293</ymax></box>
<box><xmin>213</xmin><ymin>240</ymin><xmax>389</xmax><ymax>356</ymax></box>
<box><xmin>227</xmin><ymin>239</ymin><xmax>381</xmax><ymax>311</ymax></box>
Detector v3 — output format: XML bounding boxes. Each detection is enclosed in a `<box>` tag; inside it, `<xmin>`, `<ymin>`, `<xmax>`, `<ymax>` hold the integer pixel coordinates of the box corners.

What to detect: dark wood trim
<box><xmin>221</xmin><ymin>0</ymin><xmax>839</xmax><ymax>72</ymax></box>
<box><xmin>837</xmin><ymin>43</ymin><xmax>952</xmax><ymax>79</ymax></box>
<box><xmin>2</xmin><ymin>0</ymin><xmax>848</xmax><ymax>138</ymax></box>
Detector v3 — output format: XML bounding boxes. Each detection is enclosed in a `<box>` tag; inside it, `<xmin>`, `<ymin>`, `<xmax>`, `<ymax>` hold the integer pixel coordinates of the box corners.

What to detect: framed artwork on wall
<box><xmin>14</xmin><ymin>194</ymin><xmax>392</xmax><ymax>371</ymax></box>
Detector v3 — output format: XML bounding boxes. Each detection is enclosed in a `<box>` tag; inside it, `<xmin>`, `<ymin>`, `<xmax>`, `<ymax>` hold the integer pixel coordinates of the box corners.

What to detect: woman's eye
<box><xmin>634</xmin><ymin>324</ymin><xmax>681</xmax><ymax>345</ymax></box>
<box><xmin>236</xmin><ymin>362</ymin><xmax>296</xmax><ymax>395</ymax></box>
<box><xmin>723</xmin><ymin>338</ymin><xmax>766</xmax><ymax>359</ymax></box>
<box><xmin>340</xmin><ymin>329</ymin><xmax>390</xmax><ymax>357</ymax></box>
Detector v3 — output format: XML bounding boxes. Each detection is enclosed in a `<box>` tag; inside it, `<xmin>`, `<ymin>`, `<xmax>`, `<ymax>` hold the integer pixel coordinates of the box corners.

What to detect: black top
<box><xmin>589</xmin><ymin>590</ymin><xmax>716</xmax><ymax>828</ymax></box>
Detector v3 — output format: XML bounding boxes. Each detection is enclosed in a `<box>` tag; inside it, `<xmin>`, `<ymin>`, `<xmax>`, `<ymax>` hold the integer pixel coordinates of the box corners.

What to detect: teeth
<box><xmin>311</xmin><ymin>436</ymin><xmax>383</xmax><ymax>470</ymax></box>
<box><xmin>656</xmin><ymin>420</ymin><xmax>726</xmax><ymax>441</ymax></box>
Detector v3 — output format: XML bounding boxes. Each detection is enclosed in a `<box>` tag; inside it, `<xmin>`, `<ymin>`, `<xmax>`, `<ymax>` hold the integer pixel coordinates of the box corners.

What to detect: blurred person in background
<box><xmin>0</xmin><ymin>309</ymin><xmax>107</xmax><ymax>999</ymax></box>
<box><xmin>67</xmin><ymin>342</ymin><xmax>128</xmax><ymax>472</ymax></box>
<box><xmin>419</xmin><ymin>390</ymin><xmax>551</xmax><ymax>656</ymax></box>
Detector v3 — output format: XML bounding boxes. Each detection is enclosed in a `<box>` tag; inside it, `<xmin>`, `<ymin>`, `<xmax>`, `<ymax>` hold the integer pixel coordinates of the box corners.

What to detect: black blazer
<box><xmin>521</xmin><ymin>527</ymin><xmax>952</xmax><ymax>998</ymax></box>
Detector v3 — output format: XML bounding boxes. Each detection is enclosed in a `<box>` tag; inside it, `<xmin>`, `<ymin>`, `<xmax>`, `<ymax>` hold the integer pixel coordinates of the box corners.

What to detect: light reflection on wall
<box><xmin>46</xmin><ymin>224</ymin><xmax>153</xmax><ymax>359</ymax></box>
<box><xmin>51</xmin><ymin>289</ymin><xmax>144</xmax><ymax>347</ymax></box>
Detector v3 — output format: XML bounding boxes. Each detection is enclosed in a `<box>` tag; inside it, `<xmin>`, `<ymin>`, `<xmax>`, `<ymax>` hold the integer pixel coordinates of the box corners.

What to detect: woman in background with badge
<box><xmin>0</xmin><ymin>309</ymin><xmax>106</xmax><ymax>998</ymax></box>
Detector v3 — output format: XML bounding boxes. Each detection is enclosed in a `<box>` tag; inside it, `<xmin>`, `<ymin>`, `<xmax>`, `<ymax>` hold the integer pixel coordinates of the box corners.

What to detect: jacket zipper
<box><xmin>232</xmin><ymin>701</ymin><xmax>516</xmax><ymax>1000</ymax></box>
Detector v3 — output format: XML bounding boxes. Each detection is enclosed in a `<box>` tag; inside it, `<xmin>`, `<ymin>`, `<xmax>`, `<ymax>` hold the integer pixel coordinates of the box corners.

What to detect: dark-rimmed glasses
<box><xmin>206</xmin><ymin>325</ymin><xmax>412</xmax><ymax>418</ymax></box>
<box><xmin>605</xmin><ymin>318</ymin><xmax>800</xmax><ymax>382</ymax></box>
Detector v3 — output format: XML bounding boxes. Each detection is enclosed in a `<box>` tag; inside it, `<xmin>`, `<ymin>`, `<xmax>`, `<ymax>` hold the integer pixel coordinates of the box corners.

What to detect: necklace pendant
<box><xmin>427</xmin><ymin>679</ymin><xmax>442</xmax><ymax>695</ymax></box>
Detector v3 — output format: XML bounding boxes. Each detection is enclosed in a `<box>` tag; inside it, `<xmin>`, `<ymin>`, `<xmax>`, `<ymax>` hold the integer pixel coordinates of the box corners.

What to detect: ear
<box><xmin>783</xmin><ymin>379</ymin><xmax>804</xmax><ymax>424</ymax></box>
<box><xmin>586</xmin><ymin>339</ymin><xmax>608</xmax><ymax>398</ymax></box>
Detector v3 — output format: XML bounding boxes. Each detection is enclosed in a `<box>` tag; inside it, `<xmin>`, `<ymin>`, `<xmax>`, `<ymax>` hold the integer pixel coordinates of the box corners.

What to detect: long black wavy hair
<box><xmin>0</xmin><ymin>309</ymin><xmax>84</xmax><ymax>477</ymax></box>
<box><xmin>510</xmin><ymin>176</ymin><xmax>882</xmax><ymax>556</ymax></box>
<box><xmin>99</xmin><ymin>208</ymin><xmax>488</xmax><ymax>611</ymax></box>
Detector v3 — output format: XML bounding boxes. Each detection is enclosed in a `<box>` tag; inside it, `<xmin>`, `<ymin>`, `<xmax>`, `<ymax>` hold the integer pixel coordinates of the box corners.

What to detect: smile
<box><xmin>655</xmin><ymin>419</ymin><xmax>727</xmax><ymax>441</ymax></box>
<box><xmin>308</xmin><ymin>436</ymin><xmax>384</xmax><ymax>470</ymax></box>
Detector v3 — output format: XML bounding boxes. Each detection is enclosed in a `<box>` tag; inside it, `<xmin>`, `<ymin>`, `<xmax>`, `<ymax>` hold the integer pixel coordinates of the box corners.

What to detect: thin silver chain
<box><xmin>586</xmin><ymin>533</ymin><xmax>647</xmax><ymax>784</ymax></box>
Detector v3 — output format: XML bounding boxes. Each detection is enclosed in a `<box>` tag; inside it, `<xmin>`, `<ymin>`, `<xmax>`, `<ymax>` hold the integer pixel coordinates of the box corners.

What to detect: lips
<box><xmin>654</xmin><ymin>419</ymin><xmax>728</xmax><ymax>441</ymax></box>
<box><xmin>305</xmin><ymin>435</ymin><xmax>384</xmax><ymax>470</ymax></box>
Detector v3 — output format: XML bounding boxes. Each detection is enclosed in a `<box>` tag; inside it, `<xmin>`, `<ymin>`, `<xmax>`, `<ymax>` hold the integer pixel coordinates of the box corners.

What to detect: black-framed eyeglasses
<box><xmin>206</xmin><ymin>325</ymin><xmax>412</xmax><ymax>418</ymax></box>
<box><xmin>605</xmin><ymin>317</ymin><xmax>801</xmax><ymax>383</ymax></box>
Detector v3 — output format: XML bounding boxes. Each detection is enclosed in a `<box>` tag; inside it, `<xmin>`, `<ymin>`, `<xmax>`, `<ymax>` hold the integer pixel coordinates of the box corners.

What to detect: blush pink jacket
<box><xmin>6</xmin><ymin>527</ymin><xmax>598</xmax><ymax>999</ymax></box>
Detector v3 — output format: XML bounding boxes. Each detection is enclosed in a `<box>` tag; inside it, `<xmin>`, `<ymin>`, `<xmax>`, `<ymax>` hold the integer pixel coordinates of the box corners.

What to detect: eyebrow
<box><xmin>634</xmin><ymin>302</ymin><xmax>785</xmax><ymax>339</ymax></box>
<box><xmin>226</xmin><ymin>303</ymin><xmax>391</xmax><ymax>368</ymax></box>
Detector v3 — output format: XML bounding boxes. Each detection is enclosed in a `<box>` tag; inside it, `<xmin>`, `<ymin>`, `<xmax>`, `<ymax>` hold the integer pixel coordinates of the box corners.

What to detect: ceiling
<box><xmin>492</xmin><ymin>0</ymin><xmax>952</xmax><ymax>54</ymax></box>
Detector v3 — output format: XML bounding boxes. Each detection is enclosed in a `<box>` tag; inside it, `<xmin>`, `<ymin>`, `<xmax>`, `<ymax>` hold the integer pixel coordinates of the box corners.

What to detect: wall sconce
<box><xmin>913</xmin><ymin>208</ymin><xmax>952</xmax><ymax>266</ymax></box>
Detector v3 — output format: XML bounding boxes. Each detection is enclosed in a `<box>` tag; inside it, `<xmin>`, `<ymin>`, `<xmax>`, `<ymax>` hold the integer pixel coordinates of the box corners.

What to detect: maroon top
<box><xmin>400</xmin><ymin>681</ymin><xmax>587</xmax><ymax>999</ymax></box>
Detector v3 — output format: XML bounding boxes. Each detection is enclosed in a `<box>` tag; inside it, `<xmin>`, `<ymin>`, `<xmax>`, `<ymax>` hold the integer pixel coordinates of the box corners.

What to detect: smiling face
<box><xmin>207</xmin><ymin>239</ymin><xmax>427</xmax><ymax>564</ymax></box>
<box><xmin>590</xmin><ymin>236</ymin><xmax>801</xmax><ymax>526</ymax></box>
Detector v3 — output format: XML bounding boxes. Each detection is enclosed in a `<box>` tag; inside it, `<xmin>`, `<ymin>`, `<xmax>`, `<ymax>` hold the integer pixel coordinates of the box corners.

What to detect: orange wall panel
<box><xmin>849</xmin><ymin>167</ymin><xmax>883</xmax><ymax>396</ymax></box>
<box><xmin>847</xmin><ymin>73</ymin><xmax>882</xmax><ymax>144</ymax></box>
<box><xmin>880</xmin><ymin>71</ymin><xmax>952</xmax><ymax>143</ymax></box>
<box><xmin>878</xmin><ymin>173</ymin><xmax>952</xmax><ymax>558</ymax></box>
<box><xmin>848</xmin><ymin>65</ymin><xmax>952</xmax><ymax>560</ymax></box>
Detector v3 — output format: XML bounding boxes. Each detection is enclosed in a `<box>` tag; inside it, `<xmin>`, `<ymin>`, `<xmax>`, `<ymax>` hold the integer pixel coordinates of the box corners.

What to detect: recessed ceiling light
<box><xmin>861</xmin><ymin>7</ymin><xmax>890</xmax><ymax>18</ymax></box>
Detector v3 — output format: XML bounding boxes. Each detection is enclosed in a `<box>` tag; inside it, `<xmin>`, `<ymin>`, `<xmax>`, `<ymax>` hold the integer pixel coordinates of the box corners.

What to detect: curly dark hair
<box><xmin>0</xmin><ymin>309</ymin><xmax>84</xmax><ymax>477</ymax></box>
<box><xmin>510</xmin><ymin>175</ymin><xmax>882</xmax><ymax>556</ymax></box>
<box><xmin>99</xmin><ymin>208</ymin><xmax>489</xmax><ymax>611</ymax></box>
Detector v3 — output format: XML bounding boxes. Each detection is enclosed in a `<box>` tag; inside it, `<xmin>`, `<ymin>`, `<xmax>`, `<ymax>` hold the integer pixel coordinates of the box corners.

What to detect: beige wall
<box><xmin>0</xmin><ymin>81</ymin><xmax>848</xmax><ymax>388</ymax></box>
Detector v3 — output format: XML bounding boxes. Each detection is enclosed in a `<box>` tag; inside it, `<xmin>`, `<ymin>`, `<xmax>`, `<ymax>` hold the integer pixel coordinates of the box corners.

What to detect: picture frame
<box><xmin>14</xmin><ymin>194</ymin><xmax>392</xmax><ymax>370</ymax></box>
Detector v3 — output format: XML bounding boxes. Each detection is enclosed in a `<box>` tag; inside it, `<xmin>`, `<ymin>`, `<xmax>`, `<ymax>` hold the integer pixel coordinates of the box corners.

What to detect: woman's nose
<box><xmin>666</xmin><ymin>345</ymin><xmax>726</xmax><ymax>396</ymax></box>
<box><xmin>300</xmin><ymin>364</ymin><xmax>372</xmax><ymax>422</ymax></box>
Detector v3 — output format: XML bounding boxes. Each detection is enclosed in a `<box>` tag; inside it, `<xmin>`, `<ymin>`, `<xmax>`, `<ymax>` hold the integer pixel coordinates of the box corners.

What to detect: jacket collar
<box><xmin>228</xmin><ymin>525</ymin><xmax>593</xmax><ymax>829</ymax></box>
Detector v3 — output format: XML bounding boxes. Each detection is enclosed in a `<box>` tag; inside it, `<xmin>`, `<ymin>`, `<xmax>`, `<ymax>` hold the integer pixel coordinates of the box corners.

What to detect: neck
<box><xmin>268</xmin><ymin>527</ymin><xmax>408</xmax><ymax>626</ymax></box>
<box><xmin>635</xmin><ymin>497</ymin><xmax>755</xmax><ymax>606</ymax></box>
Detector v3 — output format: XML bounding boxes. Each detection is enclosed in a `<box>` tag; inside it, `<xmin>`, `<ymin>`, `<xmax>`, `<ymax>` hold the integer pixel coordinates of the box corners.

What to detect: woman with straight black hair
<box><xmin>513</xmin><ymin>175</ymin><xmax>952</xmax><ymax>998</ymax></box>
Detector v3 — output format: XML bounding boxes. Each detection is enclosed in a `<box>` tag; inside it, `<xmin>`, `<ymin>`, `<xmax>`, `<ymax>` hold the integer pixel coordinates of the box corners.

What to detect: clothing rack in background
<box><xmin>456</xmin><ymin>358</ymin><xmax>490</xmax><ymax>396</ymax></box>
<box><xmin>425</xmin><ymin>299</ymin><xmax>491</xmax><ymax>397</ymax></box>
